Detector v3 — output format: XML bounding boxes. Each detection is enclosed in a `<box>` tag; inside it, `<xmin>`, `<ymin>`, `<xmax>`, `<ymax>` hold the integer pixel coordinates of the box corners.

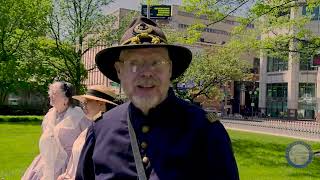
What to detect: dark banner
<box><xmin>141</xmin><ymin>5</ymin><xmax>172</xmax><ymax>19</ymax></box>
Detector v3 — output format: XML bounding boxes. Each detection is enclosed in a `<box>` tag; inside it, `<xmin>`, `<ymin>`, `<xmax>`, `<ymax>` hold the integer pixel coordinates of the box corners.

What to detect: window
<box><xmin>300</xmin><ymin>53</ymin><xmax>316</xmax><ymax>70</ymax></box>
<box><xmin>266</xmin><ymin>83</ymin><xmax>288</xmax><ymax>117</ymax></box>
<box><xmin>204</xmin><ymin>27</ymin><xmax>230</xmax><ymax>36</ymax></box>
<box><xmin>178</xmin><ymin>24</ymin><xmax>189</xmax><ymax>29</ymax></box>
<box><xmin>267</xmin><ymin>56</ymin><xmax>288</xmax><ymax>72</ymax></box>
<box><xmin>298</xmin><ymin>83</ymin><xmax>316</xmax><ymax>119</ymax></box>
<box><xmin>299</xmin><ymin>83</ymin><xmax>315</xmax><ymax>98</ymax></box>
<box><xmin>179</xmin><ymin>23</ymin><xmax>230</xmax><ymax>36</ymax></box>
<box><xmin>267</xmin><ymin>83</ymin><xmax>287</xmax><ymax>99</ymax></box>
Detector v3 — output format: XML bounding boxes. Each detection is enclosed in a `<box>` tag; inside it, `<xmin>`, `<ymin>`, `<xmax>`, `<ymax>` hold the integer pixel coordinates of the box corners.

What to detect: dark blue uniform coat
<box><xmin>76</xmin><ymin>89</ymin><xmax>239</xmax><ymax>180</ymax></box>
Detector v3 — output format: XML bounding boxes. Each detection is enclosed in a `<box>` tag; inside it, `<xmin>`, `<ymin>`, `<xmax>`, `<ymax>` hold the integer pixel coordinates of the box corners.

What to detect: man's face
<box><xmin>115</xmin><ymin>47</ymin><xmax>172</xmax><ymax>114</ymax></box>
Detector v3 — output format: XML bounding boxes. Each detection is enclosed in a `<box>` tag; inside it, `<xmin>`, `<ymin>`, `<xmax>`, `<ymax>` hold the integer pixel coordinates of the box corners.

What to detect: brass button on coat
<box><xmin>142</xmin><ymin>126</ymin><xmax>150</xmax><ymax>133</ymax></box>
<box><xmin>141</xmin><ymin>142</ymin><xmax>148</xmax><ymax>149</ymax></box>
<box><xmin>142</xmin><ymin>156</ymin><xmax>149</xmax><ymax>164</ymax></box>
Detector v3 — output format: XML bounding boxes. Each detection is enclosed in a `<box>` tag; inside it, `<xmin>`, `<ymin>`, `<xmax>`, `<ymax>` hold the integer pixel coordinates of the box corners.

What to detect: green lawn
<box><xmin>0</xmin><ymin>123</ymin><xmax>41</xmax><ymax>180</ymax></box>
<box><xmin>0</xmin><ymin>123</ymin><xmax>319</xmax><ymax>180</ymax></box>
<box><xmin>228</xmin><ymin>130</ymin><xmax>320</xmax><ymax>180</ymax></box>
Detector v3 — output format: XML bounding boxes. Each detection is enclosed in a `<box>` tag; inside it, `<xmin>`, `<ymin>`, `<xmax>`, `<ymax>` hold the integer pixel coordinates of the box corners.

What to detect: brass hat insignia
<box><xmin>122</xmin><ymin>23</ymin><xmax>165</xmax><ymax>45</ymax></box>
<box><xmin>133</xmin><ymin>23</ymin><xmax>153</xmax><ymax>34</ymax></box>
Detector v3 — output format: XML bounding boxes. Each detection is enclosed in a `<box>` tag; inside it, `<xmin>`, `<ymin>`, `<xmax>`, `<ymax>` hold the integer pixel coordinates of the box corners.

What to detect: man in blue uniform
<box><xmin>76</xmin><ymin>16</ymin><xmax>239</xmax><ymax>180</ymax></box>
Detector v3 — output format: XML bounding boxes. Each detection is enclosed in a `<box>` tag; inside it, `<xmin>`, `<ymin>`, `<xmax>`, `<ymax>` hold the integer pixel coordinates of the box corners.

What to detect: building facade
<box><xmin>259</xmin><ymin>6</ymin><xmax>320</xmax><ymax>119</ymax></box>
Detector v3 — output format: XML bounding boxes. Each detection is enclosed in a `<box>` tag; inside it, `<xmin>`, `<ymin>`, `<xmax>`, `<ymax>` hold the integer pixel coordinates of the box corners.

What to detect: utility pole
<box><xmin>147</xmin><ymin>0</ymin><xmax>150</xmax><ymax>18</ymax></box>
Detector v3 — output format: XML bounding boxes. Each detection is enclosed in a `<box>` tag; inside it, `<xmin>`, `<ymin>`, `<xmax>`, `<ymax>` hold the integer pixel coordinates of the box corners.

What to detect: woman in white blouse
<box><xmin>22</xmin><ymin>82</ymin><xmax>90</xmax><ymax>180</ymax></box>
<box><xmin>57</xmin><ymin>85</ymin><xmax>118</xmax><ymax>180</ymax></box>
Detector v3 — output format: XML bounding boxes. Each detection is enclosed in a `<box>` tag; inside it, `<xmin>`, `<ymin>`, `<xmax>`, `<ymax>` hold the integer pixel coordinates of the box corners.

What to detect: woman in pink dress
<box><xmin>57</xmin><ymin>85</ymin><xmax>118</xmax><ymax>180</ymax></box>
<box><xmin>22</xmin><ymin>82</ymin><xmax>90</xmax><ymax>180</ymax></box>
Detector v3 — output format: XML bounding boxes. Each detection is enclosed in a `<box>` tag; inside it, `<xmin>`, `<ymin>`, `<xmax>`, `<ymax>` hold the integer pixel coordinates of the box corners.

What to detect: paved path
<box><xmin>221</xmin><ymin>119</ymin><xmax>320</xmax><ymax>142</ymax></box>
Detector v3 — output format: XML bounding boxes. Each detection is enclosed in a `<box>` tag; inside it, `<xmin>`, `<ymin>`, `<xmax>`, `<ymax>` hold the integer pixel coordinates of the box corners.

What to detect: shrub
<box><xmin>0</xmin><ymin>116</ymin><xmax>43</xmax><ymax>123</ymax></box>
<box><xmin>0</xmin><ymin>105</ymin><xmax>47</xmax><ymax>115</ymax></box>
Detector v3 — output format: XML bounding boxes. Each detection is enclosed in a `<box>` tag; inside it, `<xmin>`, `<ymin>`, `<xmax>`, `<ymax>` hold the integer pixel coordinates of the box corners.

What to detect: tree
<box><xmin>47</xmin><ymin>0</ymin><xmax>118</xmax><ymax>94</ymax></box>
<box><xmin>0</xmin><ymin>36</ymin><xmax>62</xmax><ymax>106</ymax></box>
<box><xmin>0</xmin><ymin>0</ymin><xmax>51</xmax><ymax>104</ymax></box>
<box><xmin>0</xmin><ymin>0</ymin><xmax>50</xmax><ymax>62</ymax></box>
<box><xmin>173</xmin><ymin>43</ymin><xmax>251</xmax><ymax>102</ymax></box>
<box><xmin>166</xmin><ymin>0</ymin><xmax>320</xmax><ymax>102</ymax></box>
<box><xmin>226</xmin><ymin>0</ymin><xmax>319</xmax><ymax>62</ymax></box>
<box><xmin>181</xmin><ymin>0</ymin><xmax>320</xmax><ymax>58</ymax></box>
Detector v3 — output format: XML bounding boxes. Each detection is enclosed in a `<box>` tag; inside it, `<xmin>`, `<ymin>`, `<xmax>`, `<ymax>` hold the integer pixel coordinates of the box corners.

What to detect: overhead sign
<box><xmin>312</xmin><ymin>54</ymin><xmax>320</xmax><ymax>66</ymax></box>
<box><xmin>141</xmin><ymin>5</ymin><xmax>172</xmax><ymax>19</ymax></box>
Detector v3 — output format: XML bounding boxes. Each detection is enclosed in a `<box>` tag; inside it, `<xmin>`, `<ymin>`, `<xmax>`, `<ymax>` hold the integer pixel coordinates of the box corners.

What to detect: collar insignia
<box><xmin>206</xmin><ymin>113</ymin><xmax>219</xmax><ymax>123</ymax></box>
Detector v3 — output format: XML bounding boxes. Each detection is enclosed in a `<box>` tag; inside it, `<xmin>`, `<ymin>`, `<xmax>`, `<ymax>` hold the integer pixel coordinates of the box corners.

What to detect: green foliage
<box><xmin>0</xmin><ymin>0</ymin><xmax>141</xmax><ymax>104</ymax></box>
<box><xmin>242</xmin><ymin>0</ymin><xmax>320</xmax><ymax>58</ymax></box>
<box><xmin>35</xmin><ymin>37</ymin><xmax>88</xmax><ymax>93</ymax></box>
<box><xmin>177</xmin><ymin>45</ymin><xmax>251</xmax><ymax>101</ymax></box>
<box><xmin>0</xmin><ymin>0</ymin><xmax>52</xmax><ymax>104</ymax></box>
<box><xmin>47</xmin><ymin>0</ymin><xmax>117</xmax><ymax>94</ymax></box>
<box><xmin>175</xmin><ymin>0</ymin><xmax>320</xmax><ymax>101</ymax></box>
<box><xmin>180</xmin><ymin>0</ymin><xmax>320</xmax><ymax>57</ymax></box>
<box><xmin>162</xmin><ymin>23</ymin><xmax>205</xmax><ymax>45</ymax></box>
<box><xmin>181</xmin><ymin>0</ymin><xmax>245</xmax><ymax>23</ymax></box>
<box><xmin>0</xmin><ymin>0</ymin><xmax>50</xmax><ymax>62</ymax></box>
<box><xmin>117</xmin><ymin>11</ymin><xmax>141</xmax><ymax>43</ymax></box>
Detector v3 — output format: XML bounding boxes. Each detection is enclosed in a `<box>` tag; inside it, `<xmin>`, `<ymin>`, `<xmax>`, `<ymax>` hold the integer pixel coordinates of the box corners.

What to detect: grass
<box><xmin>0</xmin><ymin>123</ymin><xmax>319</xmax><ymax>180</ymax></box>
<box><xmin>0</xmin><ymin>123</ymin><xmax>41</xmax><ymax>180</ymax></box>
<box><xmin>228</xmin><ymin>130</ymin><xmax>320</xmax><ymax>180</ymax></box>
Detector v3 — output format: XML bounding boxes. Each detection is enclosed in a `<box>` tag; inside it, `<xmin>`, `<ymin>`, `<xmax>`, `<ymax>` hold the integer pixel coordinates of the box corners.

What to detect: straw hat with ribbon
<box><xmin>72</xmin><ymin>85</ymin><xmax>118</xmax><ymax>106</ymax></box>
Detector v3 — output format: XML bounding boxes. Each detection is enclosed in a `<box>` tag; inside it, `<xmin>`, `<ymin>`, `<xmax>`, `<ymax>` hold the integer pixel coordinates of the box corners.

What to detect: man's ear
<box><xmin>114</xmin><ymin>61</ymin><xmax>121</xmax><ymax>77</ymax></box>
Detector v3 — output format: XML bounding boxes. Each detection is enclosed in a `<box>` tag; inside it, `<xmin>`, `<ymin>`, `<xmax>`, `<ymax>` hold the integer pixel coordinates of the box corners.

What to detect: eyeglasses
<box><xmin>119</xmin><ymin>59</ymin><xmax>170</xmax><ymax>73</ymax></box>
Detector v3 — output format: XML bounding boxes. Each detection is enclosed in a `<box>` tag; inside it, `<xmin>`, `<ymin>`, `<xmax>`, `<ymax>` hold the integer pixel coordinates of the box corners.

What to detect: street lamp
<box><xmin>249</xmin><ymin>89</ymin><xmax>259</xmax><ymax>118</ymax></box>
<box><xmin>240</xmin><ymin>83</ymin><xmax>246</xmax><ymax>115</ymax></box>
<box><xmin>249</xmin><ymin>91</ymin><xmax>253</xmax><ymax>118</ymax></box>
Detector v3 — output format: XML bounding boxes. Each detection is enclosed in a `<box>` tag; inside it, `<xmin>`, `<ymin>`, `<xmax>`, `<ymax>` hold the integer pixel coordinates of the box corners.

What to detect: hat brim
<box><xmin>95</xmin><ymin>44</ymin><xmax>192</xmax><ymax>83</ymax></box>
<box><xmin>72</xmin><ymin>95</ymin><xmax>118</xmax><ymax>105</ymax></box>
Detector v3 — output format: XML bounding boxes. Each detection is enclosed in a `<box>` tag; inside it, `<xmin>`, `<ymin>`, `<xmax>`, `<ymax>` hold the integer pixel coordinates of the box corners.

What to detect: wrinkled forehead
<box><xmin>119</xmin><ymin>47</ymin><xmax>170</xmax><ymax>61</ymax></box>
